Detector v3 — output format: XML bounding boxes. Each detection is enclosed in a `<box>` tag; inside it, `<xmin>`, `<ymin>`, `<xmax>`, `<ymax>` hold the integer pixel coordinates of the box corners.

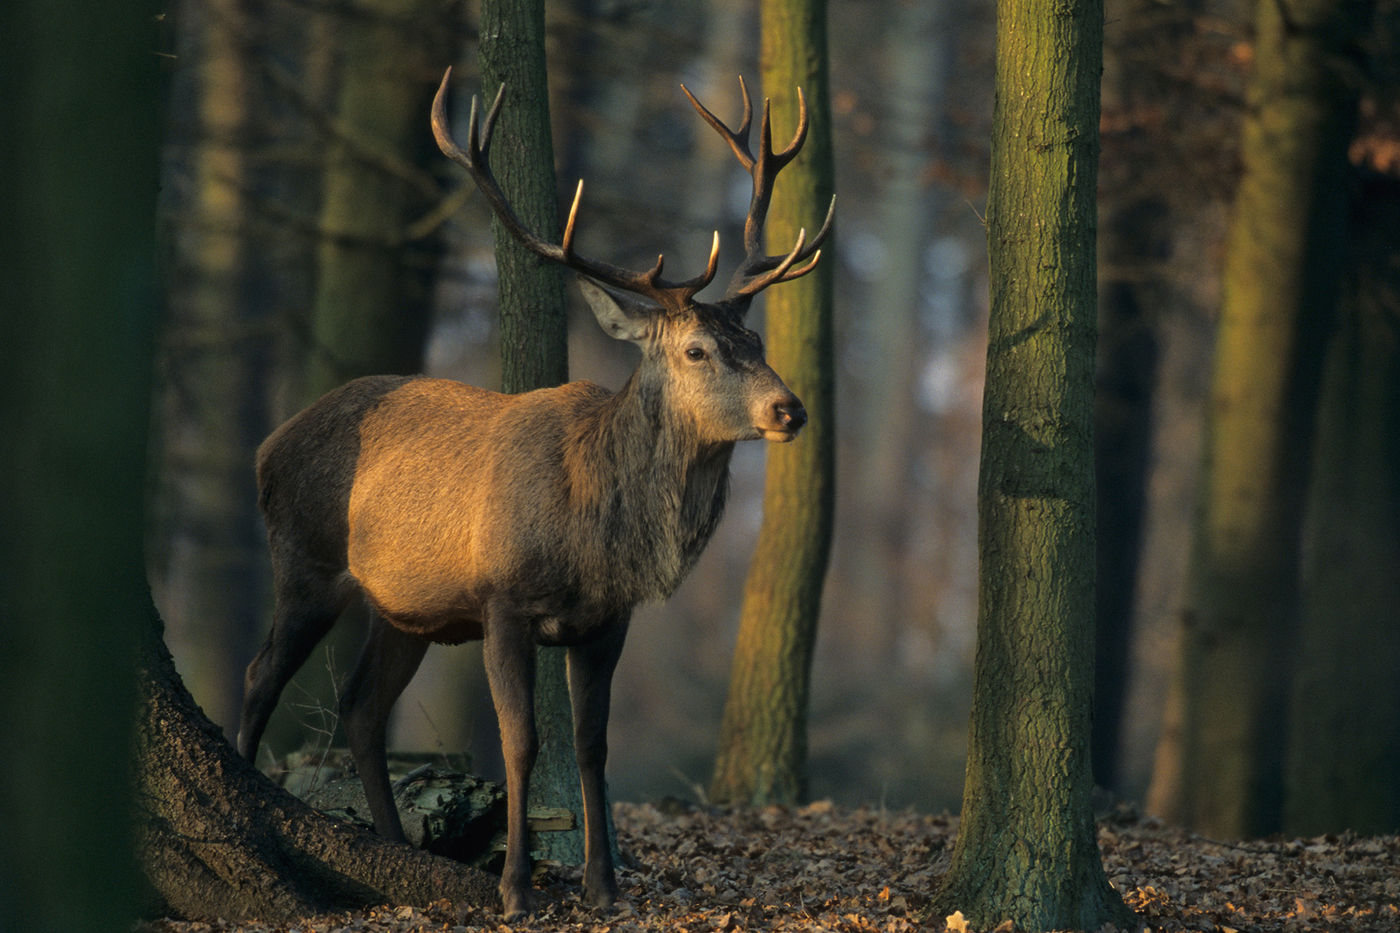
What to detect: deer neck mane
<box><xmin>572</xmin><ymin>372</ymin><xmax>734</xmax><ymax>606</ymax></box>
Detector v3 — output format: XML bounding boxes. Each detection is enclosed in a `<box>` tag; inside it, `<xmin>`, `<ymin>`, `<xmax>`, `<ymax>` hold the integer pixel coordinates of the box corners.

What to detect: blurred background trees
<box><xmin>1146</xmin><ymin>0</ymin><xmax>1379</xmax><ymax>840</ymax></box>
<box><xmin>148</xmin><ymin>0</ymin><xmax>1400</xmax><ymax>836</ymax></box>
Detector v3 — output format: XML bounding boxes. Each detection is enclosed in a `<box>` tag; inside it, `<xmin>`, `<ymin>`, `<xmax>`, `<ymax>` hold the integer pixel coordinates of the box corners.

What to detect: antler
<box><xmin>681</xmin><ymin>76</ymin><xmax>835</xmax><ymax>303</ymax></box>
<box><xmin>432</xmin><ymin>67</ymin><xmax>720</xmax><ymax>309</ymax></box>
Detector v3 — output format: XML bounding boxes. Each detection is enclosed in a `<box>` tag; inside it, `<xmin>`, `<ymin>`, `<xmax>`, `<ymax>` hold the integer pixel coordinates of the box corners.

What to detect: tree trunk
<box><xmin>136</xmin><ymin>615</ymin><xmax>499</xmax><ymax>921</ymax></box>
<box><xmin>929</xmin><ymin>0</ymin><xmax>1134</xmax><ymax>927</ymax></box>
<box><xmin>708</xmin><ymin>0</ymin><xmax>836</xmax><ymax>808</ymax></box>
<box><xmin>1283</xmin><ymin>173</ymin><xmax>1400</xmax><ymax>835</ymax></box>
<box><xmin>477</xmin><ymin>0</ymin><xmax>586</xmax><ymax>866</ymax></box>
<box><xmin>843</xmin><ymin>0</ymin><xmax>959</xmax><ymax>683</ymax></box>
<box><xmin>0</xmin><ymin>1</ymin><xmax>162</xmax><ymax>927</ymax></box>
<box><xmin>478</xmin><ymin>0</ymin><xmax>569</xmax><ymax>395</ymax></box>
<box><xmin>1152</xmin><ymin>0</ymin><xmax>1372</xmax><ymax>839</ymax></box>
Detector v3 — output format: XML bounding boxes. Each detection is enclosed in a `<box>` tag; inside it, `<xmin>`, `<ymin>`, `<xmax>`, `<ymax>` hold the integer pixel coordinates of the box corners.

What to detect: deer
<box><xmin>235</xmin><ymin>66</ymin><xmax>834</xmax><ymax>919</ymax></box>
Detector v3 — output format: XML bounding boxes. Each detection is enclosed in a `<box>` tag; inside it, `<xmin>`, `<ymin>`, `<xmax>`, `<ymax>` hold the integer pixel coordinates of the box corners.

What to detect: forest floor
<box><xmin>141</xmin><ymin>799</ymin><xmax>1400</xmax><ymax>933</ymax></box>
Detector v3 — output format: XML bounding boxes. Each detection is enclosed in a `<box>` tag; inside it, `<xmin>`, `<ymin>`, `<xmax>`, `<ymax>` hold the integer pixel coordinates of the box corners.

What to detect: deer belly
<box><xmin>353</xmin><ymin>566</ymin><xmax>486</xmax><ymax>644</ymax></box>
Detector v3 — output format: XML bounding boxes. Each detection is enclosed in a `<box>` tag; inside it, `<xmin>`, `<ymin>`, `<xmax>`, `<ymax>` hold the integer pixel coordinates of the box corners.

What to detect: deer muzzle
<box><xmin>761</xmin><ymin>397</ymin><xmax>807</xmax><ymax>442</ymax></box>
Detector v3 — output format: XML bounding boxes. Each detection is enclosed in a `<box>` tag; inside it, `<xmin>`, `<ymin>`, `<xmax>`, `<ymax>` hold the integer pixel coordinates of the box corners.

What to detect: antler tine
<box><xmin>730</xmin><ymin>192</ymin><xmax>834</xmax><ymax>295</ymax></box>
<box><xmin>771</xmin><ymin>86</ymin><xmax>810</xmax><ymax>166</ymax></box>
<box><xmin>731</xmin><ymin>227</ymin><xmax>808</xmax><ymax>299</ymax></box>
<box><xmin>681</xmin><ymin>76</ymin><xmax>755</xmax><ymax>171</ymax></box>
<box><xmin>433</xmin><ymin>67</ymin><xmax>720</xmax><ymax>307</ymax></box>
<box><xmin>433</xmin><ymin>70</ymin><xmax>560</xmax><ymax>261</ymax></box>
<box><xmin>728</xmin><ymin>197</ymin><xmax>832</xmax><ymax>298</ymax></box>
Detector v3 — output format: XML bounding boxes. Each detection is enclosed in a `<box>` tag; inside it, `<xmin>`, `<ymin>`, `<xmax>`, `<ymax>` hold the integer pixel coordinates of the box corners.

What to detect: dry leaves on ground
<box><xmin>140</xmin><ymin>800</ymin><xmax>1400</xmax><ymax>933</ymax></box>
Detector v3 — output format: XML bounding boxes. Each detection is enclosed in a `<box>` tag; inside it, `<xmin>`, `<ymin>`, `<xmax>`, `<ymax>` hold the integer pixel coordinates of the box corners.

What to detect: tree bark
<box><xmin>478</xmin><ymin>0</ymin><xmax>569</xmax><ymax>394</ymax></box>
<box><xmin>136</xmin><ymin>616</ymin><xmax>499</xmax><ymax>921</ymax></box>
<box><xmin>929</xmin><ymin>0</ymin><xmax>1135</xmax><ymax>927</ymax></box>
<box><xmin>477</xmin><ymin>0</ymin><xmax>586</xmax><ymax>866</ymax></box>
<box><xmin>1152</xmin><ymin>0</ymin><xmax>1372</xmax><ymax>839</ymax></box>
<box><xmin>709</xmin><ymin>0</ymin><xmax>836</xmax><ymax>807</ymax></box>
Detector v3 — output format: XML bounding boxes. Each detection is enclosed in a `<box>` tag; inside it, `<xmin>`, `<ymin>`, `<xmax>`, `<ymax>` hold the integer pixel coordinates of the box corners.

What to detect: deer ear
<box><xmin>579</xmin><ymin>277</ymin><xmax>654</xmax><ymax>343</ymax></box>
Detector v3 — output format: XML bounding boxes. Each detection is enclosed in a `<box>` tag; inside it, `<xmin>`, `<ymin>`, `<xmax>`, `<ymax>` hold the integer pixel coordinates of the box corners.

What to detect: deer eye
<box><xmin>684</xmin><ymin>346</ymin><xmax>709</xmax><ymax>363</ymax></box>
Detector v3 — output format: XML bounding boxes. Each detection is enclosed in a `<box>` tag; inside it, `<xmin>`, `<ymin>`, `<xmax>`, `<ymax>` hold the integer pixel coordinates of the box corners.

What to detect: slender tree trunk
<box><xmin>1091</xmin><ymin>224</ymin><xmax>1158</xmax><ymax>794</ymax></box>
<box><xmin>477</xmin><ymin>0</ymin><xmax>585</xmax><ymax>866</ymax></box>
<box><xmin>0</xmin><ymin>1</ymin><xmax>162</xmax><ymax>927</ymax></box>
<box><xmin>929</xmin><ymin>0</ymin><xmax>1134</xmax><ymax>927</ymax></box>
<box><xmin>1283</xmin><ymin>173</ymin><xmax>1400</xmax><ymax>835</ymax></box>
<box><xmin>1152</xmin><ymin>0</ymin><xmax>1372</xmax><ymax>839</ymax></box>
<box><xmin>478</xmin><ymin>0</ymin><xmax>569</xmax><ymax>393</ymax></box>
<box><xmin>709</xmin><ymin>0</ymin><xmax>836</xmax><ymax>807</ymax></box>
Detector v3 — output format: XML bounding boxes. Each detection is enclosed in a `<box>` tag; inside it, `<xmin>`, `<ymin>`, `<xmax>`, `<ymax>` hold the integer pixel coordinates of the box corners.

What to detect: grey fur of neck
<box><xmin>568</xmin><ymin>371</ymin><xmax>733</xmax><ymax>609</ymax></box>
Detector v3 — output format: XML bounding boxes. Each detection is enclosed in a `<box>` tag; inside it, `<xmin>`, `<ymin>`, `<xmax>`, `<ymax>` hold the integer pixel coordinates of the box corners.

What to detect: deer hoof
<box><xmin>583</xmin><ymin>876</ymin><xmax>618</xmax><ymax>909</ymax></box>
<box><xmin>501</xmin><ymin>885</ymin><xmax>532</xmax><ymax>920</ymax></box>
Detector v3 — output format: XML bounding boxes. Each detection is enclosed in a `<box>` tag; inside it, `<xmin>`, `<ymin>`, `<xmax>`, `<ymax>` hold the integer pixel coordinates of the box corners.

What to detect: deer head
<box><xmin>430</xmin><ymin>69</ymin><xmax>835</xmax><ymax>445</ymax></box>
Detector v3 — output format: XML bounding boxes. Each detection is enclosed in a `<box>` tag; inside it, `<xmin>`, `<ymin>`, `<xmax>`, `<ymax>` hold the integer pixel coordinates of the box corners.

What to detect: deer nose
<box><xmin>775</xmin><ymin>399</ymin><xmax>807</xmax><ymax>433</ymax></box>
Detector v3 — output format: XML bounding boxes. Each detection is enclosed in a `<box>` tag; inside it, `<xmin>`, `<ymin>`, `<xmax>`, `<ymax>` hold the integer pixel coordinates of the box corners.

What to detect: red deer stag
<box><xmin>236</xmin><ymin>67</ymin><xmax>833</xmax><ymax>918</ymax></box>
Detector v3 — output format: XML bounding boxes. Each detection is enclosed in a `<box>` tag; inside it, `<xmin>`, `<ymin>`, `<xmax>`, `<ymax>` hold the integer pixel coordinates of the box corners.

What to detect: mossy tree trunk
<box><xmin>929</xmin><ymin>0</ymin><xmax>1135</xmax><ymax>928</ymax></box>
<box><xmin>1151</xmin><ymin>0</ymin><xmax>1373</xmax><ymax>839</ymax></box>
<box><xmin>478</xmin><ymin>0</ymin><xmax>569</xmax><ymax>395</ymax></box>
<box><xmin>708</xmin><ymin>0</ymin><xmax>837</xmax><ymax>808</ymax></box>
<box><xmin>477</xmin><ymin>0</ymin><xmax>585</xmax><ymax>866</ymax></box>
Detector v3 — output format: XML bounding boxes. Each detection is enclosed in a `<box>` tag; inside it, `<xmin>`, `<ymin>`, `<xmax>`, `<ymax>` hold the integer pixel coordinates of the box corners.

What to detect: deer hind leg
<box><xmin>237</xmin><ymin>560</ymin><xmax>349</xmax><ymax>763</ymax></box>
<box><xmin>567</xmin><ymin>619</ymin><xmax>628</xmax><ymax>908</ymax></box>
<box><xmin>340</xmin><ymin>611</ymin><xmax>428</xmax><ymax>842</ymax></box>
<box><xmin>482</xmin><ymin>609</ymin><xmax>537</xmax><ymax>919</ymax></box>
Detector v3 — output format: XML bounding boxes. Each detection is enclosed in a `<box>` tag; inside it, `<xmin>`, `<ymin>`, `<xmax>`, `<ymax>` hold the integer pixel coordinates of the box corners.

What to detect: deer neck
<box><xmin>577</xmin><ymin>373</ymin><xmax>734</xmax><ymax>605</ymax></box>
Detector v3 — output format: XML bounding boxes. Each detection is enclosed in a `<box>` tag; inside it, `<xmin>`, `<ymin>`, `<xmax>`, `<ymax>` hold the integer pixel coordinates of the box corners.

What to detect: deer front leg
<box><xmin>483</xmin><ymin>611</ymin><xmax>538</xmax><ymax>919</ymax></box>
<box><xmin>567</xmin><ymin>619</ymin><xmax>628</xmax><ymax>908</ymax></box>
